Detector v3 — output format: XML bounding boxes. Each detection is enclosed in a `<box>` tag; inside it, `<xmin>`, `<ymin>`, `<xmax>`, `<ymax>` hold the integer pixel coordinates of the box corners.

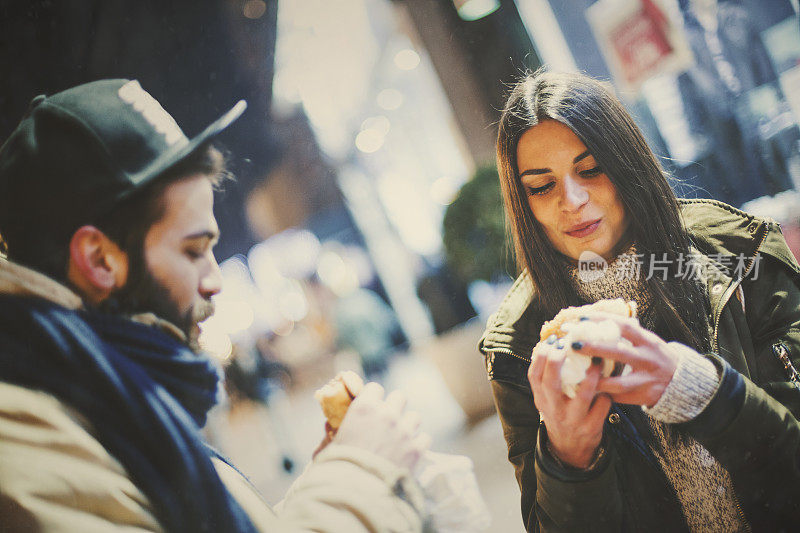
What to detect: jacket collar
<box><xmin>480</xmin><ymin>199</ymin><xmax>798</xmax><ymax>360</ymax></box>
<box><xmin>0</xmin><ymin>257</ymin><xmax>83</xmax><ymax>309</ymax></box>
<box><xmin>679</xmin><ymin>198</ymin><xmax>799</xmax><ymax>274</ymax></box>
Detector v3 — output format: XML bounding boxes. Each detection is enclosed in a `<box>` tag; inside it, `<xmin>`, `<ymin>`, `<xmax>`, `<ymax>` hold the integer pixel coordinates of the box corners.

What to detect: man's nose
<box><xmin>561</xmin><ymin>174</ymin><xmax>589</xmax><ymax>211</ymax></box>
<box><xmin>199</xmin><ymin>257</ymin><xmax>223</xmax><ymax>298</ymax></box>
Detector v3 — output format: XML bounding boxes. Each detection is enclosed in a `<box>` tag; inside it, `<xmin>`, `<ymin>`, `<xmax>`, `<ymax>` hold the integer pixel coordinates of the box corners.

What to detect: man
<box><xmin>0</xmin><ymin>79</ymin><xmax>430</xmax><ymax>531</ymax></box>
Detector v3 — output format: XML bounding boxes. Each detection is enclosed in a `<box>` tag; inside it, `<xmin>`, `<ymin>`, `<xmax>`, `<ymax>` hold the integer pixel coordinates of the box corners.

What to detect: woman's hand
<box><xmin>574</xmin><ymin>314</ymin><xmax>679</xmax><ymax>407</ymax></box>
<box><xmin>528</xmin><ymin>338</ymin><xmax>612</xmax><ymax>469</ymax></box>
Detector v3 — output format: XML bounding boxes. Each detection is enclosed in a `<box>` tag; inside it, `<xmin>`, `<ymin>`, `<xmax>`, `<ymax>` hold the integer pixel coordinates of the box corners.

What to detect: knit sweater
<box><xmin>569</xmin><ymin>247</ymin><xmax>747</xmax><ymax>532</ymax></box>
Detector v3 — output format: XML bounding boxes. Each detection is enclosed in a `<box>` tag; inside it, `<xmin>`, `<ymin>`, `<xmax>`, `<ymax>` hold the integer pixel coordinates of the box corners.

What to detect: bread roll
<box><xmin>314</xmin><ymin>370</ymin><xmax>364</xmax><ymax>429</ymax></box>
<box><xmin>538</xmin><ymin>299</ymin><xmax>636</xmax><ymax>398</ymax></box>
<box><xmin>540</xmin><ymin>298</ymin><xmax>636</xmax><ymax>340</ymax></box>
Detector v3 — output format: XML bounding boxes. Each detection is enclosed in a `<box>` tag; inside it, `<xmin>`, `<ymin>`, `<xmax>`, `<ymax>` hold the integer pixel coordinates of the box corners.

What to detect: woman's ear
<box><xmin>67</xmin><ymin>226</ymin><xmax>129</xmax><ymax>304</ymax></box>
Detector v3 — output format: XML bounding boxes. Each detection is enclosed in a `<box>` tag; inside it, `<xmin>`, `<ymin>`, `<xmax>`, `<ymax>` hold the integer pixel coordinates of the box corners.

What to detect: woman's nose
<box><xmin>561</xmin><ymin>174</ymin><xmax>589</xmax><ymax>211</ymax></box>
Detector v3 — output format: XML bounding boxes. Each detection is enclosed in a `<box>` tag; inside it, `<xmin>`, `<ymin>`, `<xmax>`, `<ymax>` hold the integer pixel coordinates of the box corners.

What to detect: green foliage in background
<box><xmin>442</xmin><ymin>165</ymin><xmax>512</xmax><ymax>283</ymax></box>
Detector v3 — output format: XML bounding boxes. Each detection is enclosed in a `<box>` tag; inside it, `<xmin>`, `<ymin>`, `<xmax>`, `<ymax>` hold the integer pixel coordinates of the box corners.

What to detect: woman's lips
<box><xmin>565</xmin><ymin>219</ymin><xmax>601</xmax><ymax>238</ymax></box>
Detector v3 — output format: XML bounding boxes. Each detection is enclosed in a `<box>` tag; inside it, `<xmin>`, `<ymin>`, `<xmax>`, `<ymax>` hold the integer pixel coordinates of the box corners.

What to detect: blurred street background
<box><xmin>2</xmin><ymin>0</ymin><xmax>799</xmax><ymax>530</ymax></box>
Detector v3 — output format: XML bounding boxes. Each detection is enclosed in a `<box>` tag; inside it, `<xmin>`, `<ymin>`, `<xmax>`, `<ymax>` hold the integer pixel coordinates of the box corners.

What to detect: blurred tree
<box><xmin>442</xmin><ymin>165</ymin><xmax>511</xmax><ymax>284</ymax></box>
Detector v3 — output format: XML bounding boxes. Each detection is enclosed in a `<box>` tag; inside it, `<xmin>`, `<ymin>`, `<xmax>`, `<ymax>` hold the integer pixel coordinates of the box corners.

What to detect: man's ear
<box><xmin>67</xmin><ymin>226</ymin><xmax>129</xmax><ymax>304</ymax></box>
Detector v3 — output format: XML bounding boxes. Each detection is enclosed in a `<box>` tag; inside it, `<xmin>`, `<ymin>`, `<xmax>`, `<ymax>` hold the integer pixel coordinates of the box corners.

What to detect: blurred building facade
<box><xmin>516</xmin><ymin>0</ymin><xmax>800</xmax><ymax>207</ymax></box>
<box><xmin>4</xmin><ymin>0</ymin><xmax>800</xmax><ymax>386</ymax></box>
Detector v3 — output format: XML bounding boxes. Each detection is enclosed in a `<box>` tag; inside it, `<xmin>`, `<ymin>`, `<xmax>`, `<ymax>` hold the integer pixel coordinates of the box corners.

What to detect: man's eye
<box><xmin>580</xmin><ymin>166</ymin><xmax>603</xmax><ymax>177</ymax></box>
<box><xmin>527</xmin><ymin>182</ymin><xmax>554</xmax><ymax>196</ymax></box>
<box><xmin>185</xmin><ymin>249</ymin><xmax>203</xmax><ymax>259</ymax></box>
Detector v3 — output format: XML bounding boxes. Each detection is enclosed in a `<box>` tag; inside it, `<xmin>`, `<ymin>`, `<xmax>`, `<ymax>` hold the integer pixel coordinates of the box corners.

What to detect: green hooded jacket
<box><xmin>479</xmin><ymin>199</ymin><xmax>800</xmax><ymax>531</ymax></box>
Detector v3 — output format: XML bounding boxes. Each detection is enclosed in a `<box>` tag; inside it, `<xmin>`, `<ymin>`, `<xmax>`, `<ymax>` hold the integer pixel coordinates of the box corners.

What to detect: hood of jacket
<box><xmin>479</xmin><ymin>199</ymin><xmax>800</xmax><ymax>361</ymax></box>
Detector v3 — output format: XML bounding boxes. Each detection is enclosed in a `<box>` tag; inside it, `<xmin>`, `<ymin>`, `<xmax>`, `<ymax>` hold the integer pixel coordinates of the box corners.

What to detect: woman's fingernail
<box><xmin>556</xmin><ymin>338</ymin><xmax>565</xmax><ymax>349</ymax></box>
<box><xmin>571</xmin><ymin>341</ymin><xmax>583</xmax><ymax>350</ymax></box>
<box><xmin>546</xmin><ymin>334</ymin><xmax>557</xmax><ymax>345</ymax></box>
<box><xmin>579</xmin><ymin>316</ymin><xmax>590</xmax><ymax>321</ymax></box>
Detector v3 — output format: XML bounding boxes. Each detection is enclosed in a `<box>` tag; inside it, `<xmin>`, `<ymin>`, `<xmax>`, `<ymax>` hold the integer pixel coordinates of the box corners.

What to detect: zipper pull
<box><xmin>772</xmin><ymin>342</ymin><xmax>800</xmax><ymax>392</ymax></box>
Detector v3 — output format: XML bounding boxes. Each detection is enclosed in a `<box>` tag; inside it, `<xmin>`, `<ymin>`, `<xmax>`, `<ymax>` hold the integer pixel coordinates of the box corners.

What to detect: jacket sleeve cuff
<box><xmin>676</xmin><ymin>354</ymin><xmax>747</xmax><ymax>441</ymax></box>
<box><xmin>534</xmin><ymin>427</ymin><xmax>621</xmax><ymax>527</ymax></box>
<box><xmin>643</xmin><ymin>341</ymin><xmax>721</xmax><ymax>423</ymax></box>
<box><xmin>535</xmin><ymin>424</ymin><xmax>611</xmax><ymax>482</ymax></box>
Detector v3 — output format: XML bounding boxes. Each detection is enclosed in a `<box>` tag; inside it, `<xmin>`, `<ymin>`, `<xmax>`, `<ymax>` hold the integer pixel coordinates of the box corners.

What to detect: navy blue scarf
<box><xmin>0</xmin><ymin>295</ymin><xmax>257</xmax><ymax>533</ymax></box>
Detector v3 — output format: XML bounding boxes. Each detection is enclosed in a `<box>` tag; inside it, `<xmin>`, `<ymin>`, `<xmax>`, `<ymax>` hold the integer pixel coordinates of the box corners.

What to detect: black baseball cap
<box><xmin>0</xmin><ymin>78</ymin><xmax>246</xmax><ymax>250</ymax></box>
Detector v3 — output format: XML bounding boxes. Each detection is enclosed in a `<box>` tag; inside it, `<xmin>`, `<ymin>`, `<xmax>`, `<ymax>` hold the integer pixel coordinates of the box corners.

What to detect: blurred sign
<box><xmin>452</xmin><ymin>0</ymin><xmax>500</xmax><ymax>21</ymax></box>
<box><xmin>762</xmin><ymin>15</ymin><xmax>800</xmax><ymax>75</ymax></box>
<box><xmin>780</xmin><ymin>66</ymin><xmax>800</xmax><ymax>126</ymax></box>
<box><xmin>587</xmin><ymin>0</ymin><xmax>693</xmax><ymax>92</ymax></box>
<box><xmin>762</xmin><ymin>15</ymin><xmax>800</xmax><ymax>125</ymax></box>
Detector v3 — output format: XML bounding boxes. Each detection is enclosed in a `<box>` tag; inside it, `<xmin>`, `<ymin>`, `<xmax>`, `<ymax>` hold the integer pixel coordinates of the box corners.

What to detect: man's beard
<box><xmin>98</xmin><ymin>254</ymin><xmax>214</xmax><ymax>352</ymax></box>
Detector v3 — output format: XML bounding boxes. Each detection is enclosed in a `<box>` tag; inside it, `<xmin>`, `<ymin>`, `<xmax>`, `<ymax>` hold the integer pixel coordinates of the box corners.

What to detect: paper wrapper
<box><xmin>414</xmin><ymin>451</ymin><xmax>491</xmax><ymax>533</ymax></box>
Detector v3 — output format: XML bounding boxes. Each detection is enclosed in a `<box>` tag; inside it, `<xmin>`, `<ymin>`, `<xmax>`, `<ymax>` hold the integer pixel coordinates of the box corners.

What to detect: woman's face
<box><xmin>516</xmin><ymin>120</ymin><xmax>628</xmax><ymax>261</ymax></box>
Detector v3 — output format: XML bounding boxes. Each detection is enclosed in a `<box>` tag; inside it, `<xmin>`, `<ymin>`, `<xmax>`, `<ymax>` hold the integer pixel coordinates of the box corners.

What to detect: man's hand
<box><xmin>574</xmin><ymin>315</ymin><xmax>679</xmax><ymax>407</ymax></box>
<box><xmin>333</xmin><ymin>382</ymin><xmax>431</xmax><ymax>471</ymax></box>
<box><xmin>529</xmin><ymin>339</ymin><xmax>611</xmax><ymax>469</ymax></box>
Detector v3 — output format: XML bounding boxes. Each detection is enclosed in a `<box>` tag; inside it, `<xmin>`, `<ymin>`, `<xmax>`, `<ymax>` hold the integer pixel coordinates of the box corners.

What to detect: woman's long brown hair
<box><xmin>497</xmin><ymin>69</ymin><xmax>710</xmax><ymax>351</ymax></box>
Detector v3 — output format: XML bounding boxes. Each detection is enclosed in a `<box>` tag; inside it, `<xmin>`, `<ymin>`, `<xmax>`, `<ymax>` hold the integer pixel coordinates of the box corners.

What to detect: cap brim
<box><xmin>192</xmin><ymin>100</ymin><xmax>248</xmax><ymax>145</ymax></box>
<box><xmin>126</xmin><ymin>99</ymin><xmax>247</xmax><ymax>192</ymax></box>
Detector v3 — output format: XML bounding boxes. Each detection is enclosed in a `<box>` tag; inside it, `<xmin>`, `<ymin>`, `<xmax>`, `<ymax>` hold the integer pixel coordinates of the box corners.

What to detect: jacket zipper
<box><xmin>732</xmin><ymin>491</ymin><xmax>752</xmax><ymax>532</ymax></box>
<box><xmin>489</xmin><ymin>346</ymin><xmax>531</xmax><ymax>364</ymax></box>
<box><xmin>712</xmin><ymin>223</ymin><xmax>769</xmax><ymax>353</ymax></box>
<box><xmin>709</xmin><ymin>222</ymin><xmax>767</xmax><ymax>532</ymax></box>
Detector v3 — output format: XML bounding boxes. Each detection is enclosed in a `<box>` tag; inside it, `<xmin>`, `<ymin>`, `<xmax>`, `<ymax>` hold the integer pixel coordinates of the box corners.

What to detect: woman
<box><xmin>480</xmin><ymin>70</ymin><xmax>800</xmax><ymax>531</ymax></box>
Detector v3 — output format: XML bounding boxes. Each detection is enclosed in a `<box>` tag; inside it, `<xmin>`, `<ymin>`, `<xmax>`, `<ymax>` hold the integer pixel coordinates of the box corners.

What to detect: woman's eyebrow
<box><xmin>519</xmin><ymin>150</ymin><xmax>593</xmax><ymax>178</ymax></box>
<box><xmin>519</xmin><ymin>168</ymin><xmax>550</xmax><ymax>178</ymax></box>
<box><xmin>573</xmin><ymin>150</ymin><xmax>591</xmax><ymax>163</ymax></box>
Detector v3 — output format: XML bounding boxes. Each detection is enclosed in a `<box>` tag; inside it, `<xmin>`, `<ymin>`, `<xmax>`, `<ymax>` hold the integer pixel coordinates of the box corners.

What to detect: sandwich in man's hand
<box><xmin>314</xmin><ymin>370</ymin><xmax>364</xmax><ymax>432</ymax></box>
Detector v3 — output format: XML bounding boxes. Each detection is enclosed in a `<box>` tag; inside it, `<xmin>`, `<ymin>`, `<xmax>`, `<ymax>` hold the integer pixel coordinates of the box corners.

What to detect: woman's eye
<box><xmin>580</xmin><ymin>166</ymin><xmax>603</xmax><ymax>177</ymax></box>
<box><xmin>527</xmin><ymin>182</ymin><xmax>554</xmax><ymax>196</ymax></box>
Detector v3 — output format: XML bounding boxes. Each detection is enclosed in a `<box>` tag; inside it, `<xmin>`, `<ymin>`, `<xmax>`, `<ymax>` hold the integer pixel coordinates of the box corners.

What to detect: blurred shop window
<box><xmin>582</xmin><ymin>0</ymin><xmax>798</xmax><ymax>206</ymax></box>
<box><xmin>761</xmin><ymin>14</ymin><xmax>800</xmax><ymax>189</ymax></box>
<box><xmin>272</xmin><ymin>0</ymin><xmax>478</xmax><ymax>341</ymax></box>
<box><xmin>671</xmin><ymin>0</ymin><xmax>798</xmax><ymax>204</ymax></box>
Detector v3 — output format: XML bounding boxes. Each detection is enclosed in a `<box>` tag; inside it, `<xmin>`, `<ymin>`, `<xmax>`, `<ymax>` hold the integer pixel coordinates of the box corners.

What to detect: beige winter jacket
<box><xmin>0</xmin><ymin>258</ymin><xmax>425</xmax><ymax>532</ymax></box>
